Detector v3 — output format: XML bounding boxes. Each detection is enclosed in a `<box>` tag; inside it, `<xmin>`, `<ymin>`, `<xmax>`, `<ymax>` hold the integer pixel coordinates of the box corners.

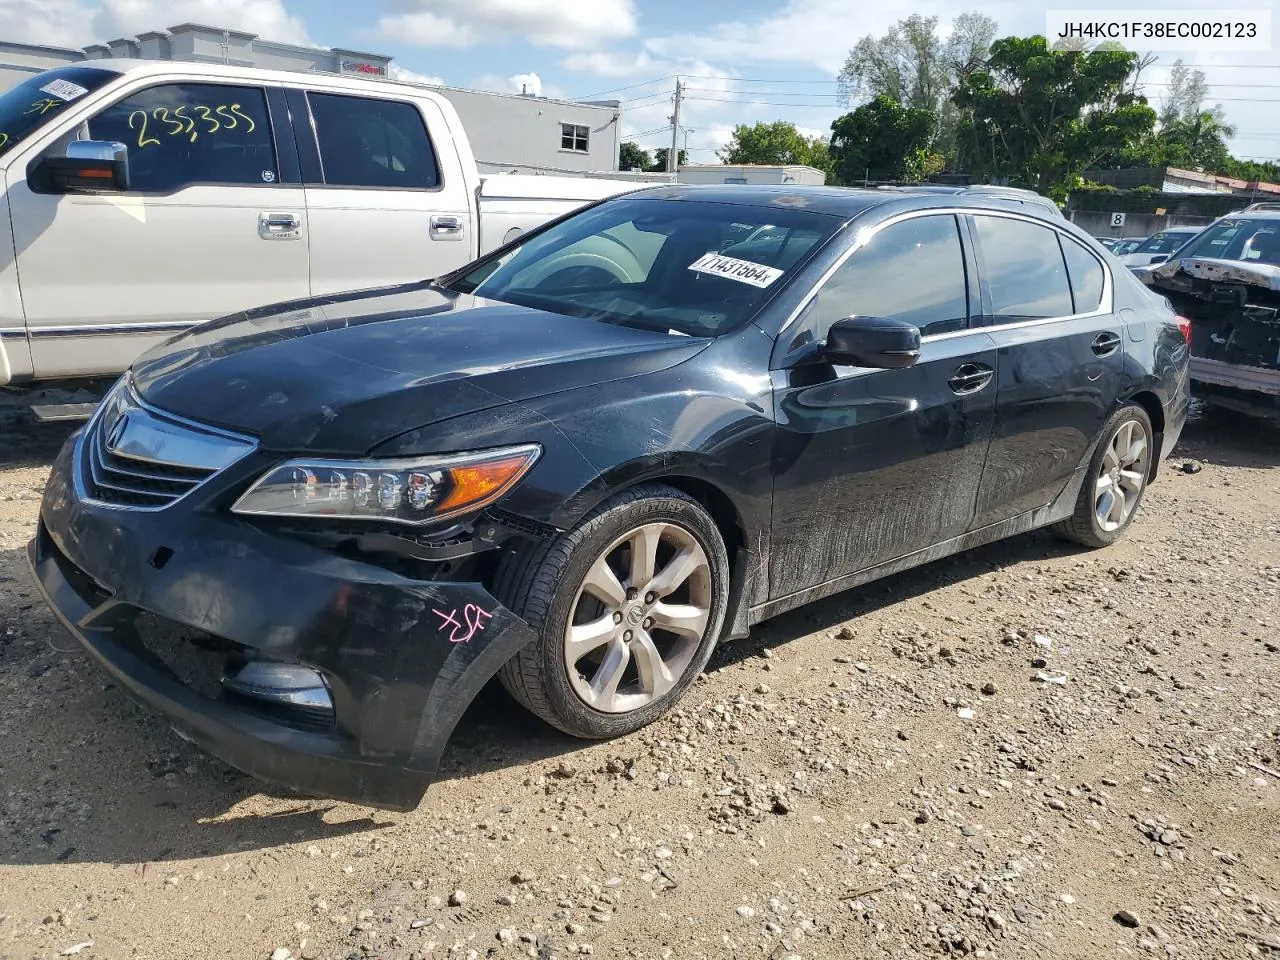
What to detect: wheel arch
<box><xmin>552</xmin><ymin>456</ymin><xmax>761</xmax><ymax>642</ymax></box>
<box><xmin>1120</xmin><ymin>389</ymin><xmax>1165</xmax><ymax>481</ymax></box>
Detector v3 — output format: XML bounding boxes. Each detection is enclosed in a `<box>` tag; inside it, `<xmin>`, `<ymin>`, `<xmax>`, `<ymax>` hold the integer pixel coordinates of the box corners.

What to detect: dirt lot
<box><xmin>0</xmin><ymin>397</ymin><xmax>1277</xmax><ymax>960</ymax></box>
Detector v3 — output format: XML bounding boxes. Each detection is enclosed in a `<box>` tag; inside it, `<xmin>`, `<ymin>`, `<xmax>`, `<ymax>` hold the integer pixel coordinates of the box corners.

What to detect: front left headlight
<box><xmin>231</xmin><ymin>444</ymin><xmax>541</xmax><ymax>526</ymax></box>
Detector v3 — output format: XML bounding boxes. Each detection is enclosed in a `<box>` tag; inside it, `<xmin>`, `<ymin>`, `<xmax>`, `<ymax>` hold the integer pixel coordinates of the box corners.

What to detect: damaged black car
<box><xmin>30</xmin><ymin>185</ymin><xmax>1190</xmax><ymax>810</ymax></box>
<box><xmin>1141</xmin><ymin>204</ymin><xmax>1280</xmax><ymax>420</ymax></box>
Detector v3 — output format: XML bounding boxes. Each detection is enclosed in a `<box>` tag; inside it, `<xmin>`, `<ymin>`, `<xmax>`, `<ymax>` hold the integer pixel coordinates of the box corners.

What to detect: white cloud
<box><xmin>510</xmin><ymin>72</ymin><xmax>542</xmax><ymax>96</ymax></box>
<box><xmin>388</xmin><ymin>63</ymin><xmax>444</xmax><ymax>87</ymax></box>
<box><xmin>97</xmin><ymin>0</ymin><xmax>309</xmax><ymax>44</ymax></box>
<box><xmin>0</xmin><ymin>0</ymin><xmax>309</xmax><ymax>47</ymax></box>
<box><xmin>374</xmin><ymin>0</ymin><xmax>637</xmax><ymax>51</ymax></box>
<box><xmin>562</xmin><ymin>49</ymin><xmax>663</xmax><ymax>78</ymax></box>
<box><xmin>0</xmin><ymin>0</ymin><xmax>97</xmax><ymax>47</ymax></box>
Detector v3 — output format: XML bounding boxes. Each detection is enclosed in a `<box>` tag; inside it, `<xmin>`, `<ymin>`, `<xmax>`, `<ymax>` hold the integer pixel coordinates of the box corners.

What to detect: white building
<box><xmin>0</xmin><ymin>23</ymin><xmax>655</xmax><ymax>178</ymax></box>
<box><xmin>677</xmin><ymin>164</ymin><xmax>828</xmax><ymax>186</ymax></box>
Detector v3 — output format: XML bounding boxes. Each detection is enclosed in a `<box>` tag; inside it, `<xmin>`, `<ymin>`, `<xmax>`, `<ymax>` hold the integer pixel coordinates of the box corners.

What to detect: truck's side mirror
<box><xmin>33</xmin><ymin>140</ymin><xmax>130</xmax><ymax>193</ymax></box>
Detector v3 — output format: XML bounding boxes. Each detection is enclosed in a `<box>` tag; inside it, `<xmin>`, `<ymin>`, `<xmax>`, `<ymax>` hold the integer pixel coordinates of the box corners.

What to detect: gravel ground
<box><xmin>0</xmin><ymin>396</ymin><xmax>1277</xmax><ymax>960</ymax></box>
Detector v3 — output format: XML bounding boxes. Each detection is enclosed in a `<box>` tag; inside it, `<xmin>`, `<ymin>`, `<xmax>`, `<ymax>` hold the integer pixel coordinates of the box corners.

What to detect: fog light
<box><xmin>222</xmin><ymin>661</ymin><xmax>333</xmax><ymax>712</ymax></box>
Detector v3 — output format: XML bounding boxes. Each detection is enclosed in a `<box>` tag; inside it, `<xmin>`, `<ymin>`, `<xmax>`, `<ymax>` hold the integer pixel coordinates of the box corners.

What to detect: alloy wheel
<box><xmin>1094</xmin><ymin>417</ymin><xmax>1150</xmax><ymax>532</ymax></box>
<box><xmin>563</xmin><ymin>522</ymin><xmax>712</xmax><ymax>713</ymax></box>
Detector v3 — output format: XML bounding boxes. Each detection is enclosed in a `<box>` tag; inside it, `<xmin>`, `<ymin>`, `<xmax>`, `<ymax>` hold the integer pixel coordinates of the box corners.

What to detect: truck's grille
<box><xmin>80</xmin><ymin>379</ymin><xmax>256</xmax><ymax>510</ymax></box>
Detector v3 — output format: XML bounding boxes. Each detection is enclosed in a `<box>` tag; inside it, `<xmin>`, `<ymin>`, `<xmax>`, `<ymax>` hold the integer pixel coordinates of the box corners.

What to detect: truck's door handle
<box><xmin>430</xmin><ymin>215</ymin><xmax>465</xmax><ymax>240</ymax></box>
<box><xmin>1091</xmin><ymin>332</ymin><xmax>1122</xmax><ymax>357</ymax></box>
<box><xmin>259</xmin><ymin>212</ymin><xmax>301</xmax><ymax>240</ymax></box>
<box><xmin>947</xmin><ymin>362</ymin><xmax>994</xmax><ymax>395</ymax></box>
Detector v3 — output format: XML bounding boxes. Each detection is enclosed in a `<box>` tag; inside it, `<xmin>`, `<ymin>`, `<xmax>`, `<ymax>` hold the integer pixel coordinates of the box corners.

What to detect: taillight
<box><xmin>1176</xmin><ymin>315</ymin><xmax>1192</xmax><ymax>343</ymax></box>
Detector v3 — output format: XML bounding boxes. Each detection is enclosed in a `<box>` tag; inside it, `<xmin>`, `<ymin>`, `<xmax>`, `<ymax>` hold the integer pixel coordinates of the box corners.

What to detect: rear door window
<box><xmin>972</xmin><ymin>215</ymin><xmax>1073</xmax><ymax>323</ymax></box>
<box><xmin>307</xmin><ymin>93</ymin><xmax>440</xmax><ymax>189</ymax></box>
<box><xmin>1059</xmin><ymin>235</ymin><xmax>1106</xmax><ymax>313</ymax></box>
<box><xmin>88</xmin><ymin>82</ymin><xmax>276</xmax><ymax>192</ymax></box>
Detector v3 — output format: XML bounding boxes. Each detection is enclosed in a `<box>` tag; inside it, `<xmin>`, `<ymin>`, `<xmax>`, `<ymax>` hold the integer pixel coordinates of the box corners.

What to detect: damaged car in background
<box><xmin>1141</xmin><ymin>203</ymin><xmax>1280</xmax><ymax>420</ymax></box>
<box><xmin>29</xmin><ymin>185</ymin><xmax>1189</xmax><ymax>810</ymax></box>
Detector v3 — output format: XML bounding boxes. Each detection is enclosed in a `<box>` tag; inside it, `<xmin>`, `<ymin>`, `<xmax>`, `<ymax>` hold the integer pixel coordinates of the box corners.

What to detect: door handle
<box><xmin>947</xmin><ymin>363</ymin><xmax>994</xmax><ymax>395</ymax></box>
<box><xmin>258</xmin><ymin>212</ymin><xmax>301</xmax><ymax>240</ymax></box>
<box><xmin>1091</xmin><ymin>332</ymin><xmax>1122</xmax><ymax>357</ymax></box>
<box><xmin>430</xmin><ymin>215</ymin><xmax>465</xmax><ymax>240</ymax></box>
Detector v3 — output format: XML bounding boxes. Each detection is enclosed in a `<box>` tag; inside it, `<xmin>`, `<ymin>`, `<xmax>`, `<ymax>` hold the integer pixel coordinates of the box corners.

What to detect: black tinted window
<box><xmin>1060</xmin><ymin>236</ymin><xmax>1105</xmax><ymax>313</ymax></box>
<box><xmin>973</xmin><ymin>216</ymin><xmax>1073</xmax><ymax>322</ymax></box>
<box><xmin>0</xmin><ymin>66</ymin><xmax>119</xmax><ymax>160</ymax></box>
<box><xmin>88</xmin><ymin>83</ymin><xmax>275</xmax><ymax>191</ymax></box>
<box><xmin>808</xmin><ymin>215</ymin><xmax>970</xmax><ymax>337</ymax></box>
<box><xmin>308</xmin><ymin>93</ymin><xmax>439</xmax><ymax>189</ymax></box>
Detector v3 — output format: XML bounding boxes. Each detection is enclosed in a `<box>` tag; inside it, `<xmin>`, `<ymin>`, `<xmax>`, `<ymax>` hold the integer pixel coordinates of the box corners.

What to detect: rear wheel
<box><xmin>494</xmin><ymin>484</ymin><xmax>729</xmax><ymax>739</ymax></box>
<box><xmin>1052</xmin><ymin>403</ymin><xmax>1154</xmax><ymax>548</ymax></box>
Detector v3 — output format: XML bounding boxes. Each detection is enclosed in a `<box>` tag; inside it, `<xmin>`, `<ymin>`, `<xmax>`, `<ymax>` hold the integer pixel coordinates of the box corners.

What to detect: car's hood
<box><xmin>131</xmin><ymin>282</ymin><xmax>709</xmax><ymax>453</ymax></box>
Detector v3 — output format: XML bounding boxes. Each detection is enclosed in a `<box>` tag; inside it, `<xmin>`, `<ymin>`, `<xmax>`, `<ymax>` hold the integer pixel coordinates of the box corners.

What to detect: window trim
<box><xmin>301</xmin><ymin>89</ymin><xmax>444</xmax><ymax>193</ymax></box>
<box><xmin>559</xmin><ymin>121</ymin><xmax>590</xmax><ymax>154</ymax></box>
<box><xmin>775</xmin><ymin>206</ymin><xmax>1113</xmax><ymax>344</ymax></box>
<box><xmin>75</xmin><ymin>79</ymin><xmax>286</xmax><ymax>196</ymax></box>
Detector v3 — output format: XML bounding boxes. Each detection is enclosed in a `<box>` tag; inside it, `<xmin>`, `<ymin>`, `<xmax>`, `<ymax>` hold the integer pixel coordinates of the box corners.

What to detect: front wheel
<box><xmin>1052</xmin><ymin>403</ymin><xmax>1154</xmax><ymax>548</ymax></box>
<box><xmin>494</xmin><ymin>484</ymin><xmax>730</xmax><ymax>739</ymax></box>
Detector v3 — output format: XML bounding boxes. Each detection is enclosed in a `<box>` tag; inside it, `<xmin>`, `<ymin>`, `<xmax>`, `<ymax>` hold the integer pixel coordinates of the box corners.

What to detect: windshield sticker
<box><xmin>39</xmin><ymin>79</ymin><xmax>89</xmax><ymax>102</ymax></box>
<box><xmin>688</xmin><ymin>252</ymin><xmax>784</xmax><ymax>289</ymax></box>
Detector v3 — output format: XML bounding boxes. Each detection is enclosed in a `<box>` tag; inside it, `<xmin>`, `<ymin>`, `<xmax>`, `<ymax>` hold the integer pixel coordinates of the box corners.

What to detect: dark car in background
<box><xmin>29</xmin><ymin>185</ymin><xmax>1191</xmax><ymax>810</ymax></box>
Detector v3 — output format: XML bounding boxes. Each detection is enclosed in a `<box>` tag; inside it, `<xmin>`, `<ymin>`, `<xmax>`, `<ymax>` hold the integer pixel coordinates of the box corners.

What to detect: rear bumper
<box><xmin>29</xmin><ymin>439</ymin><xmax>537</xmax><ymax>811</ymax></box>
<box><xmin>1191</xmin><ymin>356</ymin><xmax>1280</xmax><ymax>398</ymax></box>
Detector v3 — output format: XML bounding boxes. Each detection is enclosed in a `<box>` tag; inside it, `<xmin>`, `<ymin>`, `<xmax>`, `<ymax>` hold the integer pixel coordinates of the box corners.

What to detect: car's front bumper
<box><xmin>28</xmin><ymin>437</ymin><xmax>537</xmax><ymax>811</ymax></box>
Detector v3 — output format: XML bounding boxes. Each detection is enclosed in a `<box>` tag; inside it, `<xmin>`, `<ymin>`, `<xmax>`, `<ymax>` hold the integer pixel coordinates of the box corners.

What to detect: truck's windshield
<box><xmin>0</xmin><ymin>66</ymin><xmax>121</xmax><ymax>160</ymax></box>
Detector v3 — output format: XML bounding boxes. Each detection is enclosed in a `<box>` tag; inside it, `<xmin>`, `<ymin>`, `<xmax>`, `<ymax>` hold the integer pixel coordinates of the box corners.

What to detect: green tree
<box><xmin>619</xmin><ymin>141</ymin><xmax>651</xmax><ymax>172</ymax></box>
<box><xmin>1159</xmin><ymin>59</ymin><xmax>1211</xmax><ymax>126</ymax></box>
<box><xmin>1156</xmin><ymin>110</ymin><xmax>1237</xmax><ymax>172</ymax></box>
<box><xmin>838</xmin><ymin>12</ymin><xmax>997</xmax><ymax>159</ymax></box>
<box><xmin>829</xmin><ymin>95</ymin><xmax>936</xmax><ymax>183</ymax></box>
<box><xmin>718</xmin><ymin>121</ymin><xmax>829</xmax><ymax>170</ymax></box>
<box><xmin>648</xmin><ymin>147</ymin><xmax>688</xmax><ymax>172</ymax></box>
<box><xmin>952</xmin><ymin>36</ymin><xmax>1157</xmax><ymax>200</ymax></box>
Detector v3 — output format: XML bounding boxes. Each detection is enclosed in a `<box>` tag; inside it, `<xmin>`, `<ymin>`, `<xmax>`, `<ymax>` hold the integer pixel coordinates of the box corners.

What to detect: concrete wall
<box><xmin>1069</xmin><ymin>210</ymin><xmax>1218</xmax><ymax>239</ymax></box>
<box><xmin>442</xmin><ymin>87</ymin><xmax>619</xmax><ymax>174</ymax></box>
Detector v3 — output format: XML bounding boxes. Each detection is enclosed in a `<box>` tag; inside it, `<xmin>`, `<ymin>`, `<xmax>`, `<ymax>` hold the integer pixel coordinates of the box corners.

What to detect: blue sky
<box><xmin>5</xmin><ymin>0</ymin><xmax>1279</xmax><ymax>165</ymax></box>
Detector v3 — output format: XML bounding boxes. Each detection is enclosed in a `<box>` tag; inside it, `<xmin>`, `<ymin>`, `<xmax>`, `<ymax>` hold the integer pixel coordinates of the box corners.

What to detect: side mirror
<box><xmin>821</xmin><ymin>315</ymin><xmax>921</xmax><ymax>369</ymax></box>
<box><xmin>1148</xmin><ymin>254</ymin><xmax>1170</xmax><ymax>265</ymax></box>
<box><xmin>34</xmin><ymin>140</ymin><xmax>130</xmax><ymax>193</ymax></box>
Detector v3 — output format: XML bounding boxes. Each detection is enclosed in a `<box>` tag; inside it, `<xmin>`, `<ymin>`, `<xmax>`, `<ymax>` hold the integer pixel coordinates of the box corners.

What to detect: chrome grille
<box><xmin>81</xmin><ymin>379</ymin><xmax>256</xmax><ymax>509</ymax></box>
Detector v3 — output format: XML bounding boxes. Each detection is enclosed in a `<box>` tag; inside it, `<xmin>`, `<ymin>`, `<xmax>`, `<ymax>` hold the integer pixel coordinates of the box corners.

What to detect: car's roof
<box><xmin>632</xmin><ymin>184</ymin><xmax>1063</xmax><ymax>220</ymax></box>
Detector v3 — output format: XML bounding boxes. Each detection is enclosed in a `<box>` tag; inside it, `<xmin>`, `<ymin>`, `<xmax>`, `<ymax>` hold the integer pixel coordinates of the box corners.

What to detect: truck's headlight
<box><xmin>231</xmin><ymin>444</ymin><xmax>540</xmax><ymax>525</ymax></box>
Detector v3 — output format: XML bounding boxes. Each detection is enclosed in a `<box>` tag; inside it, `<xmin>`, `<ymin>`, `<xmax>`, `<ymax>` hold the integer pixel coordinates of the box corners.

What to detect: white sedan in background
<box><xmin>1119</xmin><ymin>228</ymin><xmax>1202</xmax><ymax>269</ymax></box>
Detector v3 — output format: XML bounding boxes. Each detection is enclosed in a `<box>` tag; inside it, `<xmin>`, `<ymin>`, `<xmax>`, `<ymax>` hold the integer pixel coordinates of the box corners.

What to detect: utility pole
<box><xmin>667</xmin><ymin>78</ymin><xmax>683</xmax><ymax>174</ymax></box>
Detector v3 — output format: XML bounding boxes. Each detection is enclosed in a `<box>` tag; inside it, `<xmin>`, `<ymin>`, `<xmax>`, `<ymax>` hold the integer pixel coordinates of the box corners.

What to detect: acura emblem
<box><xmin>106</xmin><ymin>413</ymin><xmax>129</xmax><ymax>453</ymax></box>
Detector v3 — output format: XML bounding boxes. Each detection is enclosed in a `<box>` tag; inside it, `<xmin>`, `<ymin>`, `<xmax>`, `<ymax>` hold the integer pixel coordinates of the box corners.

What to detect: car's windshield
<box><xmin>1112</xmin><ymin>239</ymin><xmax>1142</xmax><ymax>256</ymax></box>
<box><xmin>446</xmin><ymin>197</ymin><xmax>842</xmax><ymax>337</ymax></box>
<box><xmin>0</xmin><ymin>66</ymin><xmax>120</xmax><ymax>160</ymax></box>
<box><xmin>1171</xmin><ymin>218</ymin><xmax>1280</xmax><ymax>265</ymax></box>
<box><xmin>1135</xmin><ymin>231</ymin><xmax>1196</xmax><ymax>254</ymax></box>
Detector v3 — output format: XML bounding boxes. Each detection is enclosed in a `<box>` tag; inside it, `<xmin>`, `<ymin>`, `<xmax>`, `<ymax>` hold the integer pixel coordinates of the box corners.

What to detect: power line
<box><xmin>682</xmin><ymin>93</ymin><xmax>1280</xmax><ymax>105</ymax></box>
<box><xmin>578</xmin><ymin>75</ymin><xmax>675</xmax><ymax>99</ymax></box>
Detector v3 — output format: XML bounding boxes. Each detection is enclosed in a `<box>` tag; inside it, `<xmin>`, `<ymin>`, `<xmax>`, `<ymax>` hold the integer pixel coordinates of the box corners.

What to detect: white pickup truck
<box><xmin>0</xmin><ymin>59</ymin><xmax>644</xmax><ymax>387</ymax></box>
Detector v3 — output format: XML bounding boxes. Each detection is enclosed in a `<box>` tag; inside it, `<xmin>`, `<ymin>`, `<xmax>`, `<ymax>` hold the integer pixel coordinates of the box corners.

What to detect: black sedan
<box><xmin>29</xmin><ymin>185</ymin><xmax>1191</xmax><ymax>810</ymax></box>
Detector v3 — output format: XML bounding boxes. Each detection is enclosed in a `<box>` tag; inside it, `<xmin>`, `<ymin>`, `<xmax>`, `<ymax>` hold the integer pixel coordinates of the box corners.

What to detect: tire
<box><xmin>1051</xmin><ymin>403</ymin><xmax>1155</xmax><ymax>549</ymax></box>
<box><xmin>493</xmin><ymin>484</ymin><xmax>730</xmax><ymax>739</ymax></box>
